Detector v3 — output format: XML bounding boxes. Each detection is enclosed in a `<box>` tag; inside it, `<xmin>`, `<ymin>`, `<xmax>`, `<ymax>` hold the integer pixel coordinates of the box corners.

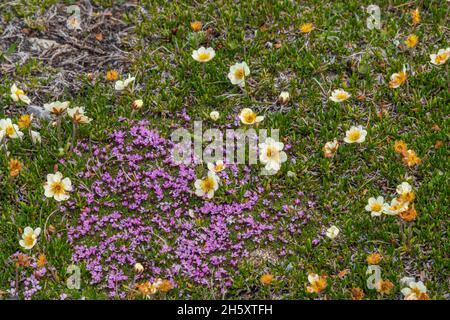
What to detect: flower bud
<box><xmin>278</xmin><ymin>91</ymin><xmax>290</xmax><ymax>104</ymax></box>
<box><xmin>132</xmin><ymin>99</ymin><xmax>143</xmax><ymax>110</ymax></box>
<box><xmin>209</xmin><ymin>111</ymin><xmax>220</xmax><ymax>121</ymax></box>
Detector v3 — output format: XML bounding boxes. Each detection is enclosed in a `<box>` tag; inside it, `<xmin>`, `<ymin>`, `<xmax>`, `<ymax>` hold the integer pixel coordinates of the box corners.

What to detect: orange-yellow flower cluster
<box><xmin>394</xmin><ymin>140</ymin><xmax>421</xmax><ymax>167</ymax></box>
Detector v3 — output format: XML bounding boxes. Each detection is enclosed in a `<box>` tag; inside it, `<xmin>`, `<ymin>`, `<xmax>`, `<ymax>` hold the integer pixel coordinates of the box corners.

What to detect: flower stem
<box><xmin>70</xmin><ymin>122</ymin><xmax>77</xmax><ymax>152</ymax></box>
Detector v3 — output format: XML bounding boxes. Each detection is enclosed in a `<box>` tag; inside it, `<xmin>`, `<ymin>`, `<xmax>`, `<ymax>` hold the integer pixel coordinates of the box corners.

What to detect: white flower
<box><xmin>44</xmin><ymin>172</ymin><xmax>72</xmax><ymax>202</ymax></box>
<box><xmin>430</xmin><ymin>48</ymin><xmax>450</xmax><ymax>65</ymax></box>
<box><xmin>259</xmin><ymin>137</ymin><xmax>287</xmax><ymax>172</ymax></box>
<box><xmin>239</xmin><ymin>108</ymin><xmax>264</xmax><ymax>125</ymax></box>
<box><xmin>365</xmin><ymin>196</ymin><xmax>388</xmax><ymax>217</ymax></box>
<box><xmin>194</xmin><ymin>171</ymin><xmax>220</xmax><ymax>199</ymax></box>
<box><xmin>19</xmin><ymin>227</ymin><xmax>41</xmax><ymax>250</ymax></box>
<box><xmin>67</xmin><ymin>107</ymin><xmax>92</xmax><ymax>124</ymax></box>
<box><xmin>228</xmin><ymin>62</ymin><xmax>250</xmax><ymax>86</ymax></box>
<box><xmin>0</xmin><ymin>118</ymin><xmax>24</xmax><ymax>140</ymax></box>
<box><xmin>326</xmin><ymin>225</ymin><xmax>340</xmax><ymax>239</ymax></box>
<box><xmin>207</xmin><ymin>160</ymin><xmax>225</xmax><ymax>173</ymax></box>
<box><xmin>114</xmin><ymin>75</ymin><xmax>135</xmax><ymax>91</ymax></box>
<box><xmin>44</xmin><ymin>101</ymin><xmax>70</xmax><ymax>115</ymax></box>
<box><xmin>396</xmin><ymin>182</ymin><xmax>412</xmax><ymax>195</ymax></box>
<box><xmin>10</xmin><ymin>84</ymin><xmax>31</xmax><ymax>104</ymax></box>
<box><xmin>278</xmin><ymin>91</ymin><xmax>290</xmax><ymax>104</ymax></box>
<box><xmin>329</xmin><ymin>89</ymin><xmax>351</xmax><ymax>103</ymax></box>
<box><xmin>344</xmin><ymin>126</ymin><xmax>367</xmax><ymax>144</ymax></box>
<box><xmin>191</xmin><ymin>47</ymin><xmax>215</xmax><ymax>62</ymax></box>
<box><xmin>30</xmin><ymin>130</ymin><xmax>42</xmax><ymax>144</ymax></box>
<box><xmin>383</xmin><ymin>198</ymin><xmax>408</xmax><ymax>215</ymax></box>
<box><xmin>401</xmin><ymin>279</ymin><xmax>428</xmax><ymax>300</ymax></box>
<box><xmin>389</xmin><ymin>68</ymin><xmax>407</xmax><ymax>88</ymax></box>
<box><xmin>210</xmin><ymin>111</ymin><xmax>220</xmax><ymax>121</ymax></box>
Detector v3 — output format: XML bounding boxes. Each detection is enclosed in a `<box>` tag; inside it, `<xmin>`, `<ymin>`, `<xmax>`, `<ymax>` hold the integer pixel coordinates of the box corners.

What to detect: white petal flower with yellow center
<box><xmin>365</xmin><ymin>196</ymin><xmax>388</xmax><ymax>217</ymax></box>
<box><xmin>19</xmin><ymin>227</ymin><xmax>41</xmax><ymax>250</ymax></box>
<box><xmin>401</xmin><ymin>279</ymin><xmax>428</xmax><ymax>300</ymax></box>
<box><xmin>10</xmin><ymin>84</ymin><xmax>31</xmax><ymax>105</ymax></box>
<box><xmin>0</xmin><ymin>118</ymin><xmax>24</xmax><ymax>140</ymax></box>
<box><xmin>383</xmin><ymin>198</ymin><xmax>408</xmax><ymax>215</ymax></box>
<box><xmin>430</xmin><ymin>48</ymin><xmax>450</xmax><ymax>65</ymax></box>
<box><xmin>389</xmin><ymin>69</ymin><xmax>407</xmax><ymax>88</ymax></box>
<box><xmin>44</xmin><ymin>172</ymin><xmax>73</xmax><ymax>202</ymax></box>
<box><xmin>194</xmin><ymin>171</ymin><xmax>220</xmax><ymax>199</ymax></box>
<box><xmin>259</xmin><ymin>137</ymin><xmax>287</xmax><ymax>172</ymax></box>
<box><xmin>114</xmin><ymin>75</ymin><xmax>135</xmax><ymax>91</ymax></box>
<box><xmin>344</xmin><ymin>126</ymin><xmax>367</xmax><ymax>144</ymax></box>
<box><xmin>192</xmin><ymin>47</ymin><xmax>215</xmax><ymax>63</ymax></box>
<box><xmin>228</xmin><ymin>62</ymin><xmax>250</xmax><ymax>86</ymax></box>
<box><xmin>67</xmin><ymin>107</ymin><xmax>92</xmax><ymax>124</ymax></box>
<box><xmin>207</xmin><ymin>160</ymin><xmax>225</xmax><ymax>173</ymax></box>
<box><xmin>329</xmin><ymin>89</ymin><xmax>351</xmax><ymax>103</ymax></box>
<box><xmin>44</xmin><ymin>101</ymin><xmax>70</xmax><ymax>115</ymax></box>
<box><xmin>326</xmin><ymin>225</ymin><xmax>340</xmax><ymax>239</ymax></box>
<box><xmin>239</xmin><ymin>108</ymin><xmax>264</xmax><ymax>125</ymax></box>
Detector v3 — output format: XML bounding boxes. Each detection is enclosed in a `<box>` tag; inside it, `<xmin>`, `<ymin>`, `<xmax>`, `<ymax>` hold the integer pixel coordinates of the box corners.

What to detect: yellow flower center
<box><xmin>243</xmin><ymin>112</ymin><xmax>256</xmax><ymax>123</ymax></box>
<box><xmin>5</xmin><ymin>126</ymin><xmax>15</xmax><ymax>136</ymax></box>
<box><xmin>198</xmin><ymin>52</ymin><xmax>210</xmax><ymax>61</ymax></box>
<box><xmin>15</xmin><ymin>89</ymin><xmax>24</xmax><ymax>97</ymax></box>
<box><xmin>436</xmin><ymin>53</ymin><xmax>448</xmax><ymax>64</ymax></box>
<box><xmin>200</xmin><ymin>177</ymin><xmax>215</xmax><ymax>193</ymax></box>
<box><xmin>214</xmin><ymin>163</ymin><xmax>224</xmax><ymax>172</ymax></box>
<box><xmin>336</xmin><ymin>92</ymin><xmax>348</xmax><ymax>101</ymax></box>
<box><xmin>23</xmin><ymin>234</ymin><xmax>35</xmax><ymax>247</ymax></box>
<box><xmin>371</xmin><ymin>203</ymin><xmax>382</xmax><ymax>212</ymax></box>
<box><xmin>348</xmin><ymin>131</ymin><xmax>361</xmax><ymax>142</ymax></box>
<box><xmin>266</xmin><ymin>146</ymin><xmax>278</xmax><ymax>159</ymax></box>
<box><xmin>399</xmin><ymin>192</ymin><xmax>415</xmax><ymax>203</ymax></box>
<box><xmin>234</xmin><ymin>68</ymin><xmax>245</xmax><ymax>80</ymax></box>
<box><xmin>51</xmin><ymin>181</ymin><xmax>66</xmax><ymax>195</ymax></box>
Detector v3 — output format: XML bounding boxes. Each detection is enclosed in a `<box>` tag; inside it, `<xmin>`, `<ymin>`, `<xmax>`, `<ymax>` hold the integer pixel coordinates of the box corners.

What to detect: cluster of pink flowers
<box><xmin>64</xmin><ymin>119</ymin><xmax>314</xmax><ymax>297</ymax></box>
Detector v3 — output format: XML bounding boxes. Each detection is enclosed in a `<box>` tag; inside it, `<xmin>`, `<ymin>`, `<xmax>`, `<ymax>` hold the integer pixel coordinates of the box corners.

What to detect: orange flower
<box><xmin>9</xmin><ymin>159</ymin><xmax>23</xmax><ymax>177</ymax></box>
<box><xmin>376</xmin><ymin>279</ymin><xmax>394</xmax><ymax>295</ymax></box>
<box><xmin>399</xmin><ymin>205</ymin><xmax>417</xmax><ymax>222</ymax></box>
<box><xmin>351</xmin><ymin>287</ymin><xmax>365</xmax><ymax>300</ymax></box>
<box><xmin>15</xmin><ymin>253</ymin><xmax>31</xmax><ymax>267</ymax></box>
<box><xmin>411</xmin><ymin>8</ymin><xmax>420</xmax><ymax>25</ymax></box>
<box><xmin>306</xmin><ymin>273</ymin><xmax>327</xmax><ymax>294</ymax></box>
<box><xmin>136</xmin><ymin>281</ymin><xmax>157</xmax><ymax>297</ymax></box>
<box><xmin>394</xmin><ymin>140</ymin><xmax>407</xmax><ymax>154</ymax></box>
<box><xmin>190</xmin><ymin>21</ymin><xmax>202</xmax><ymax>32</ymax></box>
<box><xmin>405</xmin><ymin>34</ymin><xmax>418</xmax><ymax>48</ymax></box>
<box><xmin>416</xmin><ymin>292</ymin><xmax>430</xmax><ymax>300</ymax></box>
<box><xmin>403</xmin><ymin>150</ymin><xmax>421</xmax><ymax>167</ymax></box>
<box><xmin>106</xmin><ymin>70</ymin><xmax>119</xmax><ymax>81</ymax></box>
<box><xmin>18</xmin><ymin>114</ymin><xmax>32</xmax><ymax>129</ymax></box>
<box><xmin>37</xmin><ymin>254</ymin><xmax>47</xmax><ymax>268</ymax></box>
<box><xmin>300</xmin><ymin>23</ymin><xmax>314</xmax><ymax>34</ymax></box>
<box><xmin>155</xmin><ymin>279</ymin><xmax>174</xmax><ymax>293</ymax></box>
<box><xmin>367</xmin><ymin>253</ymin><xmax>382</xmax><ymax>265</ymax></box>
<box><xmin>260</xmin><ymin>273</ymin><xmax>274</xmax><ymax>285</ymax></box>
